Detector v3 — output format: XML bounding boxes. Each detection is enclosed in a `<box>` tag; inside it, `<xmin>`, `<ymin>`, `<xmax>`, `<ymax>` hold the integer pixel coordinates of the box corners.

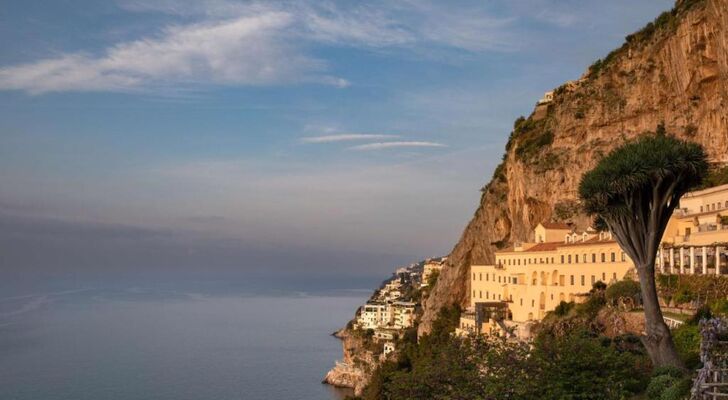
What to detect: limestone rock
<box><xmin>420</xmin><ymin>0</ymin><xmax>728</xmax><ymax>335</ymax></box>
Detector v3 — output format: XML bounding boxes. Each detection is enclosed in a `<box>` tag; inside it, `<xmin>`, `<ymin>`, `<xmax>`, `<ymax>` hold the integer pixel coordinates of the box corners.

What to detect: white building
<box><xmin>391</xmin><ymin>301</ymin><xmax>416</xmax><ymax>329</ymax></box>
<box><xmin>422</xmin><ymin>257</ymin><xmax>447</xmax><ymax>286</ymax></box>
<box><xmin>358</xmin><ymin>302</ymin><xmax>390</xmax><ymax>330</ymax></box>
<box><xmin>383</xmin><ymin>342</ymin><xmax>396</xmax><ymax>357</ymax></box>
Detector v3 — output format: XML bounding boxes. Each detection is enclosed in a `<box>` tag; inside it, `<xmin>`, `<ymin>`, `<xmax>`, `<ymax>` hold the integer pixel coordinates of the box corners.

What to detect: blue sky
<box><xmin>0</xmin><ymin>0</ymin><xmax>673</xmax><ymax>289</ymax></box>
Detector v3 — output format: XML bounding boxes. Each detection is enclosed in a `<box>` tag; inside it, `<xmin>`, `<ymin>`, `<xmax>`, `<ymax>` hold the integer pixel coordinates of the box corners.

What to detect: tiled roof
<box><xmin>496</xmin><ymin>238</ymin><xmax>618</xmax><ymax>254</ymax></box>
<box><xmin>525</xmin><ymin>242</ymin><xmax>562</xmax><ymax>251</ymax></box>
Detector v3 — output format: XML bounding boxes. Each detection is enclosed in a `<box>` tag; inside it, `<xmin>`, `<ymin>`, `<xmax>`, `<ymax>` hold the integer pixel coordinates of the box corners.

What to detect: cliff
<box><xmin>420</xmin><ymin>0</ymin><xmax>728</xmax><ymax>335</ymax></box>
<box><xmin>323</xmin><ymin>329</ymin><xmax>376</xmax><ymax>395</ymax></box>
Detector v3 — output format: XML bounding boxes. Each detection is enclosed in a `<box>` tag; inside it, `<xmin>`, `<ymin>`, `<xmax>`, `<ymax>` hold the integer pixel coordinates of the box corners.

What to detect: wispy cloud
<box><xmin>0</xmin><ymin>0</ymin><xmax>518</xmax><ymax>94</ymax></box>
<box><xmin>0</xmin><ymin>10</ymin><xmax>342</xmax><ymax>94</ymax></box>
<box><xmin>349</xmin><ymin>141</ymin><xmax>447</xmax><ymax>151</ymax></box>
<box><xmin>301</xmin><ymin>133</ymin><xmax>399</xmax><ymax>143</ymax></box>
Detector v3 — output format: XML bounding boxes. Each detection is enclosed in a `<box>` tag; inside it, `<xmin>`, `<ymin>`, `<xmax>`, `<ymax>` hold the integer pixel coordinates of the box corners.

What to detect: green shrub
<box><xmin>711</xmin><ymin>298</ymin><xmax>728</xmax><ymax>316</ymax></box>
<box><xmin>553</xmin><ymin>200</ymin><xmax>580</xmax><ymax>221</ymax></box>
<box><xmin>646</xmin><ymin>374</ymin><xmax>677</xmax><ymax>399</ymax></box>
<box><xmin>576</xmin><ymin>292</ymin><xmax>607</xmax><ymax>317</ymax></box>
<box><xmin>672</xmin><ymin>323</ymin><xmax>701</xmax><ymax>368</ymax></box>
<box><xmin>660</xmin><ymin>377</ymin><xmax>692</xmax><ymax>400</ymax></box>
<box><xmin>698</xmin><ymin>164</ymin><xmax>728</xmax><ymax>189</ymax></box>
<box><xmin>553</xmin><ymin>301</ymin><xmax>575</xmax><ymax>317</ymax></box>
<box><xmin>673</xmin><ymin>289</ymin><xmax>695</xmax><ymax>305</ymax></box>
<box><xmin>606</xmin><ymin>279</ymin><xmax>641</xmax><ymax>304</ymax></box>
<box><xmin>652</xmin><ymin>365</ymin><xmax>685</xmax><ymax>379</ymax></box>
<box><xmin>515</xmin><ymin>130</ymin><xmax>554</xmax><ymax>162</ymax></box>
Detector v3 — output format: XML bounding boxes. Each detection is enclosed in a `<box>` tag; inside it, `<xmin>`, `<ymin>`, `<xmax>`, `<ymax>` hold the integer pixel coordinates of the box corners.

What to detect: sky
<box><xmin>0</xmin><ymin>0</ymin><xmax>674</xmax><ymax>291</ymax></box>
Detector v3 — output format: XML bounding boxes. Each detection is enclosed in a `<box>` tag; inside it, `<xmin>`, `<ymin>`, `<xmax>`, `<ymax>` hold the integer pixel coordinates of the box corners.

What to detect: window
<box><xmin>621</xmin><ymin>252</ymin><xmax>626</xmax><ymax>262</ymax></box>
<box><xmin>701</xmin><ymin>206</ymin><xmax>704</xmax><ymax>212</ymax></box>
<box><xmin>591</xmin><ymin>275</ymin><xmax>596</xmax><ymax>284</ymax></box>
<box><xmin>473</xmin><ymin>273</ymin><xmax>475</xmax><ymax>280</ymax></box>
<box><xmin>479</xmin><ymin>273</ymin><xmax>482</xmax><ymax>281</ymax></box>
<box><xmin>498</xmin><ymin>276</ymin><xmax>501</xmax><ymax>283</ymax></box>
<box><xmin>611</xmin><ymin>252</ymin><xmax>616</xmax><ymax>262</ymax></box>
<box><xmin>602</xmin><ymin>272</ymin><xmax>606</xmax><ymax>281</ymax></box>
<box><xmin>561</xmin><ymin>255</ymin><xmax>565</xmax><ymax>263</ymax></box>
<box><xmin>531</xmin><ymin>300</ymin><xmax>535</xmax><ymax>307</ymax></box>
<box><xmin>550</xmin><ymin>294</ymin><xmax>554</xmax><ymax>300</ymax></box>
<box><xmin>613</xmin><ymin>272</ymin><xmax>617</xmax><ymax>281</ymax></box>
<box><xmin>486</xmin><ymin>274</ymin><xmax>489</xmax><ymax>281</ymax></box>
<box><xmin>473</xmin><ymin>290</ymin><xmax>475</xmax><ymax>298</ymax></box>
<box><xmin>570</xmin><ymin>275</ymin><xmax>574</xmax><ymax>285</ymax></box>
<box><xmin>583</xmin><ymin>254</ymin><xmax>587</xmax><ymax>263</ymax></box>
<box><xmin>581</xmin><ymin>275</ymin><xmax>585</xmax><ymax>285</ymax></box>
<box><xmin>520</xmin><ymin>299</ymin><xmax>523</xmax><ymax>306</ymax></box>
<box><xmin>601</xmin><ymin>253</ymin><xmax>606</xmax><ymax>262</ymax></box>
<box><xmin>498</xmin><ymin>294</ymin><xmax>501</xmax><ymax>300</ymax></box>
<box><xmin>568</xmin><ymin>255</ymin><xmax>572</xmax><ymax>264</ymax></box>
<box><xmin>479</xmin><ymin>291</ymin><xmax>482</xmax><ymax>298</ymax></box>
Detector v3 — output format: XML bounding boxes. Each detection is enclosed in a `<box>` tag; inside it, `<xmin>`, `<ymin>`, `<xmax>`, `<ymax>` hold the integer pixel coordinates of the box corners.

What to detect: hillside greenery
<box><xmin>348</xmin><ymin>282</ymin><xmax>708</xmax><ymax>400</ymax></box>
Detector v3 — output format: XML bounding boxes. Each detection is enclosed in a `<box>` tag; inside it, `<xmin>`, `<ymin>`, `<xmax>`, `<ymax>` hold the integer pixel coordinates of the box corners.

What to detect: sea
<box><xmin>0</xmin><ymin>282</ymin><xmax>368</xmax><ymax>400</ymax></box>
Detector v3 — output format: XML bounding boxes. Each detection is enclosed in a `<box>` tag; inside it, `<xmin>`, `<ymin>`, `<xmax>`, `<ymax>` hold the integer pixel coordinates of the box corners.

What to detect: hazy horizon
<box><xmin>0</xmin><ymin>0</ymin><xmax>673</xmax><ymax>292</ymax></box>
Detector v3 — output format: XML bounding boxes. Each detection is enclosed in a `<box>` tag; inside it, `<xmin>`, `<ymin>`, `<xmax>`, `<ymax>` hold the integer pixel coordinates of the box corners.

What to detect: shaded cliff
<box><xmin>420</xmin><ymin>0</ymin><xmax>728</xmax><ymax>335</ymax></box>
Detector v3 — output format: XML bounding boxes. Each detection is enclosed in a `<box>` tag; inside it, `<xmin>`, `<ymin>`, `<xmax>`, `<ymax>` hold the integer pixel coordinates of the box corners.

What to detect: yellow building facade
<box><xmin>658</xmin><ymin>183</ymin><xmax>728</xmax><ymax>275</ymax></box>
<box><xmin>458</xmin><ymin>183</ymin><xmax>728</xmax><ymax>338</ymax></box>
<box><xmin>463</xmin><ymin>225</ymin><xmax>634</xmax><ymax>334</ymax></box>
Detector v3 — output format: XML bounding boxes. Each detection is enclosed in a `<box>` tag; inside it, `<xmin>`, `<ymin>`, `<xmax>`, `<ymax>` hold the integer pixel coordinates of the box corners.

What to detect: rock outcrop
<box><xmin>323</xmin><ymin>329</ymin><xmax>377</xmax><ymax>396</ymax></box>
<box><xmin>420</xmin><ymin>0</ymin><xmax>728</xmax><ymax>335</ymax></box>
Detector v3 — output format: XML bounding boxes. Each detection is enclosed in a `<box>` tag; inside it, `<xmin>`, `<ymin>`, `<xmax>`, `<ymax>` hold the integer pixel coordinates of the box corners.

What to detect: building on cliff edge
<box><xmin>456</xmin><ymin>183</ymin><xmax>728</xmax><ymax>340</ymax></box>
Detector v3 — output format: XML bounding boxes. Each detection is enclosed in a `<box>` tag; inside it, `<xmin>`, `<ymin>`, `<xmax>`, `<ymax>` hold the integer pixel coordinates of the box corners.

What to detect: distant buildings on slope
<box><xmin>457</xmin><ymin>182</ymin><xmax>728</xmax><ymax>340</ymax></box>
<box><xmin>422</xmin><ymin>257</ymin><xmax>447</xmax><ymax>287</ymax></box>
<box><xmin>352</xmin><ymin>259</ymin><xmax>443</xmax><ymax>358</ymax></box>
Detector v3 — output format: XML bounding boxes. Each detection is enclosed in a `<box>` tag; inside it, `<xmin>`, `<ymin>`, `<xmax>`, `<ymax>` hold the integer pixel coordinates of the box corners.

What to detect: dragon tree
<box><xmin>578</xmin><ymin>133</ymin><xmax>708</xmax><ymax>367</ymax></box>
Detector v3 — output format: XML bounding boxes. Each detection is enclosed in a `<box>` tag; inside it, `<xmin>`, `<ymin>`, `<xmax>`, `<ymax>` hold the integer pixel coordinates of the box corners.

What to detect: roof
<box><xmin>495</xmin><ymin>237</ymin><xmax>619</xmax><ymax>254</ymax></box>
<box><xmin>682</xmin><ymin>183</ymin><xmax>728</xmax><ymax>198</ymax></box>
<box><xmin>539</xmin><ymin>222</ymin><xmax>572</xmax><ymax>230</ymax></box>
<box><xmin>525</xmin><ymin>242</ymin><xmax>562</xmax><ymax>251</ymax></box>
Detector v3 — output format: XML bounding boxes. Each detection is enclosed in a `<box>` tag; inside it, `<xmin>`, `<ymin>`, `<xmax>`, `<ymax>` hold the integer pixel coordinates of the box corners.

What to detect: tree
<box><xmin>579</xmin><ymin>133</ymin><xmax>708</xmax><ymax>368</ymax></box>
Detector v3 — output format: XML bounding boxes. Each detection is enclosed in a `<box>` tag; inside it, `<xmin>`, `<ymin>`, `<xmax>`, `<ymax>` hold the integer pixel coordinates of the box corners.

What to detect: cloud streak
<box><xmin>349</xmin><ymin>141</ymin><xmax>447</xmax><ymax>151</ymax></box>
<box><xmin>0</xmin><ymin>0</ymin><xmax>518</xmax><ymax>94</ymax></box>
<box><xmin>0</xmin><ymin>11</ymin><xmax>341</xmax><ymax>94</ymax></box>
<box><xmin>301</xmin><ymin>133</ymin><xmax>399</xmax><ymax>143</ymax></box>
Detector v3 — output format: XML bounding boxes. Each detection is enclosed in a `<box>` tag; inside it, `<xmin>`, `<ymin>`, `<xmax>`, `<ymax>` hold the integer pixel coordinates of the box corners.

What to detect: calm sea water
<box><xmin>0</xmin><ymin>284</ymin><xmax>366</xmax><ymax>400</ymax></box>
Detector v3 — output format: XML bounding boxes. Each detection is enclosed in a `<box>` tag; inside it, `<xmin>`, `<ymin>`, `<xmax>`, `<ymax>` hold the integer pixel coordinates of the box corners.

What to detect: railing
<box><xmin>692</xmin><ymin>319</ymin><xmax>728</xmax><ymax>399</ymax></box>
<box><xmin>664</xmin><ymin>317</ymin><xmax>685</xmax><ymax>329</ymax></box>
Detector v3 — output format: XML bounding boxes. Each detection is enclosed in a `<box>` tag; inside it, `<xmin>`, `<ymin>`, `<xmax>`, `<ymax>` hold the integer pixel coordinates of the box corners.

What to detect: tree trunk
<box><xmin>636</xmin><ymin>263</ymin><xmax>684</xmax><ymax>368</ymax></box>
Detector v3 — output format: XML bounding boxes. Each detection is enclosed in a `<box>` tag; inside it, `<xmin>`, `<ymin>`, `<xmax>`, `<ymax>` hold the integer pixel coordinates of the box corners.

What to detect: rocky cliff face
<box><xmin>323</xmin><ymin>329</ymin><xmax>377</xmax><ymax>396</ymax></box>
<box><xmin>420</xmin><ymin>0</ymin><xmax>728</xmax><ymax>335</ymax></box>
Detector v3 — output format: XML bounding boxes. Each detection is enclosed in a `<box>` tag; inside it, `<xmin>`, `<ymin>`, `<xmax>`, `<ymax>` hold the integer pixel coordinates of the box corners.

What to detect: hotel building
<box><xmin>658</xmin><ymin>183</ymin><xmax>728</xmax><ymax>275</ymax></box>
<box><xmin>458</xmin><ymin>183</ymin><xmax>728</xmax><ymax>338</ymax></box>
